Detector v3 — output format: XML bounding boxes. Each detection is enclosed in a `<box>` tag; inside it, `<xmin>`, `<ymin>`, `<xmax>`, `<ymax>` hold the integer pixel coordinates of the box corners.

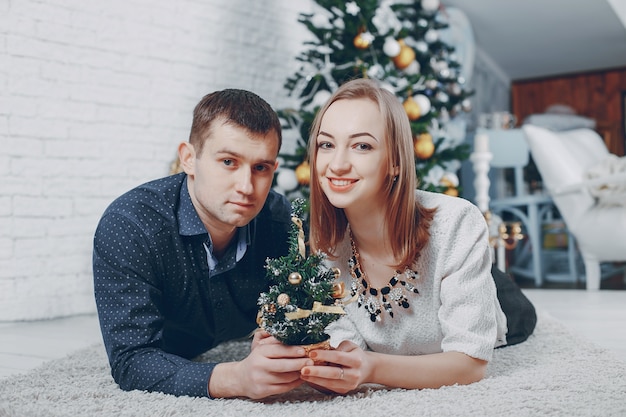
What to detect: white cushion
<box><xmin>584</xmin><ymin>155</ymin><xmax>626</xmax><ymax>207</ymax></box>
<box><xmin>522</xmin><ymin>125</ymin><xmax>596</xmax><ymax>226</ymax></box>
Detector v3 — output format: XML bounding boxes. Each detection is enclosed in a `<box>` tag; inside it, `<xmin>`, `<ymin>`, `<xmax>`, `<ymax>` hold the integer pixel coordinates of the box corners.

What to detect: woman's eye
<box><xmin>318</xmin><ymin>141</ymin><xmax>333</xmax><ymax>149</ymax></box>
<box><xmin>222</xmin><ymin>159</ymin><xmax>234</xmax><ymax>166</ymax></box>
<box><xmin>355</xmin><ymin>143</ymin><xmax>372</xmax><ymax>151</ymax></box>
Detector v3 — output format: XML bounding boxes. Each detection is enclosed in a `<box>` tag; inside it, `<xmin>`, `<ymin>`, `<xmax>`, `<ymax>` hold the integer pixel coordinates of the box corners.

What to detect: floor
<box><xmin>0</xmin><ymin>288</ymin><xmax>625</xmax><ymax>380</ymax></box>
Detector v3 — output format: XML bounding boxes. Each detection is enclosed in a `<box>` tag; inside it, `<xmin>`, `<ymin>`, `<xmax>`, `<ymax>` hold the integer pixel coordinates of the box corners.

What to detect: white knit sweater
<box><xmin>326</xmin><ymin>190</ymin><xmax>508</xmax><ymax>362</ymax></box>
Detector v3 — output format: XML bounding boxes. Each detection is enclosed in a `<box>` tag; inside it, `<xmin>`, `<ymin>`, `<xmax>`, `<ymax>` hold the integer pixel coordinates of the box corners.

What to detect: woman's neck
<box><xmin>347</xmin><ymin>211</ymin><xmax>395</xmax><ymax>267</ymax></box>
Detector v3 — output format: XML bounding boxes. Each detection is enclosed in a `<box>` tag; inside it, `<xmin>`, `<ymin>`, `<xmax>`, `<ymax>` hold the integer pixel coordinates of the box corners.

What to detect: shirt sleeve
<box><xmin>93</xmin><ymin>212</ymin><xmax>214</xmax><ymax>398</ymax></box>
<box><xmin>436</xmin><ymin>203</ymin><xmax>506</xmax><ymax>362</ymax></box>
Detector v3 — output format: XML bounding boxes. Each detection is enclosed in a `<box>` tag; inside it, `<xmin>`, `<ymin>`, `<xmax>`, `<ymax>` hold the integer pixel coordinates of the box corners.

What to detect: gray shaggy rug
<box><xmin>1</xmin><ymin>312</ymin><xmax>625</xmax><ymax>417</ymax></box>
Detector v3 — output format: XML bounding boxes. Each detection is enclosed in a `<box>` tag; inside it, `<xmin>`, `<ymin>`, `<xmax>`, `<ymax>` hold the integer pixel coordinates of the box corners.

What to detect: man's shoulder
<box><xmin>101</xmin><ymin>173</ymin><xmax>185</xmax><ymax>223</ymax></box>
<box><xmin>259</xmin><ymin>189</ymin><xmax>292</xmax><ymax>223</ymax></box>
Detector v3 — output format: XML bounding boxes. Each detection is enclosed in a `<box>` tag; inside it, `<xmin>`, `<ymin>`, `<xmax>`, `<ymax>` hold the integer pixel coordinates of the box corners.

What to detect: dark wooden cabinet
<box><xmin>511</xmin><ymin>67</ymin><xmax>626</xmax><ymax>156</ymax></box>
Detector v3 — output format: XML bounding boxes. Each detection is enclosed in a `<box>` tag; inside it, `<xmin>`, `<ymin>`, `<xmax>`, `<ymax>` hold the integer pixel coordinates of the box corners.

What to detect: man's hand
<box><xmin>208</xmin><ymin>330</ymin><xmax>312</xmax><ymax>399</ymax></box>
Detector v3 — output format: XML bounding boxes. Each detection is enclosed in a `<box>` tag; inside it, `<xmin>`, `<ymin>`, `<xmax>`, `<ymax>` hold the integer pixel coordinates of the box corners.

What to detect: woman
<box><xmin>298</xmin><ymin>78</ymin><xmax>512</xmax><ymax>394</ymax></box>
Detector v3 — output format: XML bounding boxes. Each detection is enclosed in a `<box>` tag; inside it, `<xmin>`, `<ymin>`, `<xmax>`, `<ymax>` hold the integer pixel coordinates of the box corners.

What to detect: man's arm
<box><xmin>93</xmin><ymin>212</ymin><xmax>312</xmax><ymax>398</ymax></box>
<box><xmin>93</xmin><ymin>213</ymin><xmax>215</xmax><ymax>397</ymax></box>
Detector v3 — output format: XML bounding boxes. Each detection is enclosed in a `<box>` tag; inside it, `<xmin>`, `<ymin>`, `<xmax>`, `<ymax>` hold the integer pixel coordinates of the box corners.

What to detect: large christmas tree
<box><xmin>274</xmin><ymin>0</ymin><xmax>472</xmax><ymax>200</ymax></box>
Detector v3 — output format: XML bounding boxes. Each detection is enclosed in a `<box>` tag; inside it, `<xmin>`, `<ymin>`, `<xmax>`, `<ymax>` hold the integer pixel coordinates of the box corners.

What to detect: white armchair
<box><xmin>522</xmin><ymin>125</ymin><xmax>626</xmax><ymax>290</ymax></box>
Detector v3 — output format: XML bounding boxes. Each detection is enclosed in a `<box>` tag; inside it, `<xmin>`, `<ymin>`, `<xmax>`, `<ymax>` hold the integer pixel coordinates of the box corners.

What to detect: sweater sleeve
<box><xmin>436</xmin><ymin>203</ymin><xmax>506</xmax><ymax>361</ymax></box>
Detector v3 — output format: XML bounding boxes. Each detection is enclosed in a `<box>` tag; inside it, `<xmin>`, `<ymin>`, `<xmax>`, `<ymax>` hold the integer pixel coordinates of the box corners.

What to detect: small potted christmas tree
<box><xmin>257</xmin><ymin>198</ymin><xmax>346</xmax><ymax>351</ymax></box>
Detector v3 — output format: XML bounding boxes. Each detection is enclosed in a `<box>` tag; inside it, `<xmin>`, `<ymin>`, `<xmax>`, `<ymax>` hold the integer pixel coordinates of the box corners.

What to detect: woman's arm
<box><xmin>300</xmin><ymin>340</ymin><xmax>486</xmax><ymax>394</ymax></box>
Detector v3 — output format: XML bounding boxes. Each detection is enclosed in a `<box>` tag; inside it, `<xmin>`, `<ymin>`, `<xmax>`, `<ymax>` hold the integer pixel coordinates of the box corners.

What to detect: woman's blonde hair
<box><xmin>308</xmin><ymin>78</ymin><xmax>435</xmax><ymax>267</ymax></box>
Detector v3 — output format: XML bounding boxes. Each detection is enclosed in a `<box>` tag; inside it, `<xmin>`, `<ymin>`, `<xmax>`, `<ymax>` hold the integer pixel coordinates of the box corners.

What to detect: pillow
<box><xmin>522</xmin><ymin>113</ymin><xmax>596</xmax><ymax>131</ymax></box>
<box><xmin>584</xmin><ymin>154</ymin><xmax>626</xmax><ymax>207</ymax></box>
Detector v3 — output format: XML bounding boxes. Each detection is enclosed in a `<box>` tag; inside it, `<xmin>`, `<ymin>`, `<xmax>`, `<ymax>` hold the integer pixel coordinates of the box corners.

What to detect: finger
<box><xmin>308</xmin><ymin>348</ymin><xmax>347</xmax><ymax>366</ymax></box>
<box><xmin>335</xmin><ymin>340</ymin><xmax>359</xmax><ymax>352</ymax></box>
<box><xmin>259</xmin><ymin>343</ymin><xmax>310</xmax><ymax>359</ymax></box>
<box><xmin>257</xmin><ymin>336</ymin><xmax>283</xmax><ymax>346</ymax></box>
<box><xmin>300</xmin><ymin>364</ymin><xmax>344</xmax><ymax>380</ymax></box>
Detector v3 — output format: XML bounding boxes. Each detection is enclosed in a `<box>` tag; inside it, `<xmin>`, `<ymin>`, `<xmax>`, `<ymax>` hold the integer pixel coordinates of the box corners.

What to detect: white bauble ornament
<box><xmin>461</xmin><ymin>98</ymin><xmax>472</xmax><ymax>112</ymax></box>
<box><xmin>383</xmin><ymin>37</ymin><xmax>401</xmax><ymax>57</ymax></box>
<box><xmin>415</xmin><ymin>40</ymin><xmax>429</xmax><ymax>54</ymax></box>
<box><xmin>421</xmin><ymin>0</ymin><xmax>440</xmax><ymax>13</ymax></box>
<box><xmin>367</xmin><ymin>63</ymin><xmax>385</xmax><ymax>79</ymax></box>
<box><xmin>436</xmin><ymin>91</ymin><xmax>449</xmax><ymax>104</ymax></box>
<box><xmin>425</xmin><ymin>79</ymin><xmax>438</xmax><ymax>89</ymax></box>
<box><xmin>404</xmin><ymin>60</ymin><xmax>420</xmax><ymax>75</ymax></box>
<box><xmin>440</xmin><ymin>172</ymin><xmax>459</xmax><ymax>187</ymax></box>
<box><xmin>312</xmin><ymin>89</ymin><xmax>332</xmax><ymax>108</ymax></box>
<box><xmin>413</xmin><ymin>94</ymin><xmax>431</xmax><ymax>116</ymax></box>
<box><xmin>449</xmin><ymin>83</ymin><xmax>462</xmax><ymax>96</ymax></box>
<box><xmin>424</xmin><ymin>29</ymin><xmax>439</xmax><ymax>44</ymax></box>
<box><xmin>276</xmin><ymin>169</ymin><xmax>298</xmax><ymax>192</ymax></box>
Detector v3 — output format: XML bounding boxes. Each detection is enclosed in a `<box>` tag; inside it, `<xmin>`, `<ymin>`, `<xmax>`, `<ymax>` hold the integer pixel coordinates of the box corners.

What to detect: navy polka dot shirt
<box><xmin>93</xmin><ymin>173</ymin><xmax>291</xmax><ymax>397</ymax></box>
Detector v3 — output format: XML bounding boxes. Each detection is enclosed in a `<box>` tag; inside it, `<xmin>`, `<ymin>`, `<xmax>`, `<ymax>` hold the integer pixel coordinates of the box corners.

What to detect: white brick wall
<box><xmin>0</xmin><ymin>0</ymin><xmax>313</xmax><ymax>320</ymax></box>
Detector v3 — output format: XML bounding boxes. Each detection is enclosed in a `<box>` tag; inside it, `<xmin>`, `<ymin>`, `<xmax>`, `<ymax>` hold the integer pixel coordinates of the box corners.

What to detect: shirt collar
<box><xmin>177</xmin><ymin>176</ymin><xmax>207</xmax><ymax>237</ymax></box>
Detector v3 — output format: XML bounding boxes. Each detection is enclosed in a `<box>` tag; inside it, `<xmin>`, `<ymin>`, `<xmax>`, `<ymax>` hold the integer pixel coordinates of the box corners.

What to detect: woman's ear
<box><xmin>178</xmin><ymin>142</ymin><xmax>195</xmax><ymax>175</ymax></box>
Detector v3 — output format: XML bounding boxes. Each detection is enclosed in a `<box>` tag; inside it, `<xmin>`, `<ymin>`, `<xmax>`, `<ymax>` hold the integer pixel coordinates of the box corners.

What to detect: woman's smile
<box><xmin>328</xmin><ymin>177</ymin><xmax>358</xmax><ymax>190</ymax></box>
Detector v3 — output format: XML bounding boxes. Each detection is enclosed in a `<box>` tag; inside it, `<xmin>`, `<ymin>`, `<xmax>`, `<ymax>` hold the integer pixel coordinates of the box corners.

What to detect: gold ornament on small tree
<box><xmin>277</xmin><ymin>293</ymin><xmax>290</xmax><ymax>306</ymax></box>
<box><xmin>288</xmin><ymin>272</ymin><xmax>303</xmax><ymax>285</ymax></box>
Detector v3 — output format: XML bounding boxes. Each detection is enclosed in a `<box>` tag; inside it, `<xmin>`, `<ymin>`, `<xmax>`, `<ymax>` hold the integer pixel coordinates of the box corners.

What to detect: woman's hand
<box><xmin>299</xmin><ymin>340</ymin><xmax>372</xmax><ymax>395</ymax></box>
<box><xmin>299</xmin><ymin>341</ymin><xmax>488</xmax><ymax>394</ymax></box>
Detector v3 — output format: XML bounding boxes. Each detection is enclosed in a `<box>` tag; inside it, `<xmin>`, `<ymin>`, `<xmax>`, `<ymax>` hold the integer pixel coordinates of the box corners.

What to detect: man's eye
<box><xmin>222</xmin><ymin>159</ymin><xmax>234</xmax><ymax>166</ymax></box>
<box><xmin>254</xmin><ymin>164</ymin><xmax>270</xmax><ymax>172</ymax></box>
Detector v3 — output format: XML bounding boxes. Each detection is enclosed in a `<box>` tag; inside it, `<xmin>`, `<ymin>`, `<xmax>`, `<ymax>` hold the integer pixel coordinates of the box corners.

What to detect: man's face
<box><xmin>181</xmin><ymin>121</ymin><xmax>279</xmax><ymax>239</ymax></box>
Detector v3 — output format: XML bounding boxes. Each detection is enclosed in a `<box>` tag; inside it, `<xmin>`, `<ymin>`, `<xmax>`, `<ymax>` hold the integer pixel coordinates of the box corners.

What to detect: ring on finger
<box><xmin>339</xmin><ymin>367</ymin><xmax>344</xmax><ymax>379</ymax></box>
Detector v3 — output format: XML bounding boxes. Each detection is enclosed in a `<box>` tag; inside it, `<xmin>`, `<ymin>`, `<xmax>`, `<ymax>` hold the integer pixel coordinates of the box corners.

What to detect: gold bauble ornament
<box><xmin>295</xmin><ymin>161</ymin><xmax>310</xmax><ymax>185</ymax></box>
<box><xmin>288</xmin><ymin>272</ymin><xmax>303</xmax><ymax>285</ymax></box>
<box><xmin>440</xmin><ymin>177</ymin><xmax>454</xmax><ymax>188</ymax></box>
<box><xmin>331</xmin><ymin>267</ymin><xmax>341</xmax><ymax>280</ymax></box>
<box><xmin>393</xmin><ymin>40</ymin><xmax>415</xmax><ymax>70</ymax></box>
<box><xmin>332</xmin><ymin>282</ymin><xmax>346</xmax><ymax>299</ymax></box>
<box><xmin>414</xmin><ymin>133</ymin><xmax>435</xmax><ymax>159</ymax></box>
<box><xmin>403</xmin><ymin>96</ymin><xmax>421</xmax><ymax>121</ymax></box>
<box><xmin>277</xmin><ymin>293</ymin><xmax>290</xmax><ymax>306</ymax></box>
<box><xmin>353</xmin><ymin>32</ymin><xmax>370</xmax><ymax>49</ymax></box>
<box><xmin>444</xmin><ymin>187</ymin><xmax>459</xmax><ymax>197</ymax></box>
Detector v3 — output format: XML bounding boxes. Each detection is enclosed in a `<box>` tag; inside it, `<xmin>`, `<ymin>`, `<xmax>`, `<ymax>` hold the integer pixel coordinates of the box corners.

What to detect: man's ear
<box><xmin>178</xmin><ymin>142</ymin><xmax>195</xmax><ymax>175</ymax></box>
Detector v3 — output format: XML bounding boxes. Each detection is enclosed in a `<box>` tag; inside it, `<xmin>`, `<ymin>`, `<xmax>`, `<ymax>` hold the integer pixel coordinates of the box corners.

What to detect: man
<box><xmin>93</xmin><ymin>89</ymin><xmax>312</xmax><ymax>399</ymax></box>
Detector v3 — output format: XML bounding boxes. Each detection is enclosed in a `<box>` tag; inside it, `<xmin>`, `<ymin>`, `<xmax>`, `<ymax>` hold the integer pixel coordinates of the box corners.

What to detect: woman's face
<box><xmin>315</xmin><ymin>98</ymin><xmax>393</xmax><ymax>213</ymax></box>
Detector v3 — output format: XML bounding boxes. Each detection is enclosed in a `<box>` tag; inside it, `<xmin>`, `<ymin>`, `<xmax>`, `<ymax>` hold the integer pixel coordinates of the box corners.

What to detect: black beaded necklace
<box><xmin>349</xmin><ymin>235</ymin><xmax>419</xmax><ymax>322</ymax></box>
